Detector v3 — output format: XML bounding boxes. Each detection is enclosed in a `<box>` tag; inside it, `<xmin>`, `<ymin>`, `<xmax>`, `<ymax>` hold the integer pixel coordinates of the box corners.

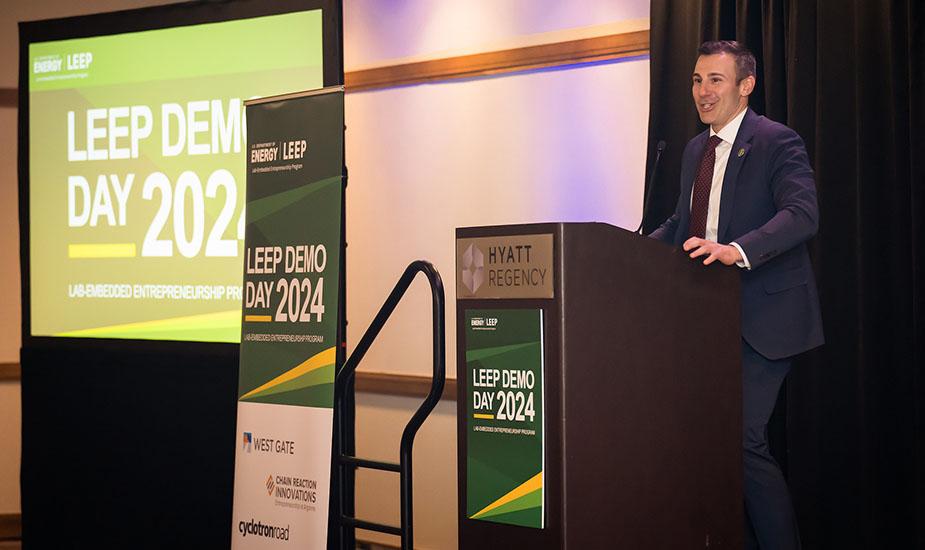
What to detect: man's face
<box><xmin>692</xmin><ymin>53</ymin><xmax>754</xmax><ymax>132</ymax></box>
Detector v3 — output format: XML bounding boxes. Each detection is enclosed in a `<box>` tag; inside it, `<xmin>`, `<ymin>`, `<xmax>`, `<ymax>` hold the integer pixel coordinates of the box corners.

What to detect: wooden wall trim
<box><xmin>0</xmin><ymin>513</ymin><xmax>21</xmax><ymax>540</ymax></box>
<box><xmin>2</xmin><ymin>31</ymin><xmax>649</xmax><ymax>103</ymax></box>
<box><xmin>345</xmin><ymin>29</ymin><xmax>649</xmax><ymax>92</ymax></box>
<box><xmin>355</xmin><ymin>371</ymin><xmax>457</xmax><ymax>401</ymax></box>
<box><xmin>356</xmin><ymin>538</ymin><xmax>400</xmax><ymax>550</ymax></box>
<box><xmin>0</xmin><ymin>88</ymin><xmax>15</xmax><ymax>108</ymax></box>
<box><xmin>0</xmin><ymin>363</ymin><xmax>20</xmax><ymax>383</ymax></box>
<box><xmin>2</xmin><ymin>31</ymin><xmax>645</xmax><ymax>393</ymax></box>
<box><xmin>2</xmin><ymin>362</ymin><xmax>456</xmax><ymax>400</ymax></box>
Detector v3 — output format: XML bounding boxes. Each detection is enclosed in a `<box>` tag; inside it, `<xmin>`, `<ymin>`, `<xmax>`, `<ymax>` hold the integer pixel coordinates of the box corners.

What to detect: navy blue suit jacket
<box><xmin>651</xmin><ymin>108</ymin><xmax>823</xmax><ymax>360</ymax></box>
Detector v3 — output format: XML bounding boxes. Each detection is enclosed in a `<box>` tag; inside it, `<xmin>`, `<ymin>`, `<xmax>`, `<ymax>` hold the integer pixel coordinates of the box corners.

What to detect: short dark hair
<box><xmin>698</xmin><ymin>40</ymin><xmax>756</xmax><ymax>84</ymax></box>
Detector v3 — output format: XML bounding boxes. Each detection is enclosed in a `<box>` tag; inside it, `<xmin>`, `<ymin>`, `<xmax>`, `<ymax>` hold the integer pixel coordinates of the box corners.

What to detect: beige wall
<box><xmin>2</xmin><ymin>2</ymin><xmax>650</xmax><ymax>548</ymax></box>
<box><xmin>344</xmin><ymin>2</ymin><xmax>649</xmax><ymax>547</ymax></box>
<box><xmin>0</xmin><ymin>103</ymin><xmax>21</xmax><ymax>515</ymax></box>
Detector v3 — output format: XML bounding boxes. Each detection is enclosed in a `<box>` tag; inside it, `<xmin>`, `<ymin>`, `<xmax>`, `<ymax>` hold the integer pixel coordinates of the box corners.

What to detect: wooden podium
<box><xmin>456</xmin><ymin>222</ymin><xmax>743</xmax><ymax>549</ymax></box>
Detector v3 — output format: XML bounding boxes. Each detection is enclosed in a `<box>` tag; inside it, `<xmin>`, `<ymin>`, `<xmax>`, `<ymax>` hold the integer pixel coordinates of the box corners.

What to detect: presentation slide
<box><xmin>28</xmin><ymin>10</ymin><xmax>324</xmax><ymax>342</ymax></box>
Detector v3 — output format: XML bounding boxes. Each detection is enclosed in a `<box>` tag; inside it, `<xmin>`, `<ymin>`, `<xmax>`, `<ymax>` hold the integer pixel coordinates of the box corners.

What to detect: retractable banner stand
<box><xmin>231</xmin><ymin>87</ymin><xmax>344</xmax><ymax>549</ymax></box>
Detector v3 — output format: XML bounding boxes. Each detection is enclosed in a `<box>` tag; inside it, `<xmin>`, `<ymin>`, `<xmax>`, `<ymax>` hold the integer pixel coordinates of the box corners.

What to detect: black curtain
<box><xmin>645</xmin><ymin>1</ymin><xmax>925</xmax><ymax>548</ymax></box>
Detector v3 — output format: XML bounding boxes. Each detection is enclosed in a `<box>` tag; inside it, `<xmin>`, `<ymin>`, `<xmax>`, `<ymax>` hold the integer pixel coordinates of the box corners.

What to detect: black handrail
<box><xmin>333</xmin><ymin>260</ymin><xmax>446</xmax><ymax>550</ymax></box>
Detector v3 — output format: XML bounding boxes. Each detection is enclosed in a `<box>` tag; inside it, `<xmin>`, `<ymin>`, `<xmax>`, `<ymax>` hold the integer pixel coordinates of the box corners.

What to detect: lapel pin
<box><xmin>738</xmin><ymin>148</ymin><xmax>745</xmax><ymax>158</ymax></box>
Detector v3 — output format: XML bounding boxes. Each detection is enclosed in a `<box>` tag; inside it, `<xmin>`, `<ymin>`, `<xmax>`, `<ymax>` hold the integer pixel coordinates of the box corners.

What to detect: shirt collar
<box><xmin>710</xmin><ymin>107</ymin><xmax>748</xmax><ymax>146</ymax></box>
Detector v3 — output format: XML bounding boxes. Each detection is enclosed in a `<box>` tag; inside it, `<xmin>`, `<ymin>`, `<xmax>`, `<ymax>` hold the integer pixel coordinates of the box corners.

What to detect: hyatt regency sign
<box><xmin>456</xmin><ymin>233</ymin><xmax>554</xmax><ymax>299</ymax></box>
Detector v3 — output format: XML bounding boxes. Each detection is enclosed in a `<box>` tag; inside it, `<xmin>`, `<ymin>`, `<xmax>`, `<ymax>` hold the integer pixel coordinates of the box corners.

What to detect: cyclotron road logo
<box><xmin>462</xmin><ymin>244</ymin><xmax>485</xmax><ymax>293</ymax></box>
<box><xmin>238</xmin><ymin>518</ymin><xmax>290</xmax><ymax>540</ymax></box>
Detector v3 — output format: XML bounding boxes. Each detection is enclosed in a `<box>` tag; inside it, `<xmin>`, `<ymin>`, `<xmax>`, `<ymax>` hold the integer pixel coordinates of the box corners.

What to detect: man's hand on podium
<box><xmin>683</xmin><ymin>237</ymin><xmax>743</xmax><ymax>266</ymax></box>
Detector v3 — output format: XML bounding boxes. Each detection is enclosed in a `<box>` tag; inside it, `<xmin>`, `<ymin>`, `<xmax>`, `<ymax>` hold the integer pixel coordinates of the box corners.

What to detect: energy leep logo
<box><xmin>461</xmin><ymin>244</ymin><xmax>485</xmax><ymax>293</ymax></box>
<box><xmin>32</xmin><ymin>52</ymin><xmax>93</xmax><ymax>74</ymax></box>
<box><xmin>242</xmin><ymin>432</ymin><xmax>252</xmax><ymax>453</ymax></box>
<box><xmin>250</xmin><ymin>139</ymin><xmax>308</xmax><ymax>164</ymax></box>
<box><xmin>470</xmin><ymin>317</ymin><xmax>498</xmax><ymax>330</ymax></box>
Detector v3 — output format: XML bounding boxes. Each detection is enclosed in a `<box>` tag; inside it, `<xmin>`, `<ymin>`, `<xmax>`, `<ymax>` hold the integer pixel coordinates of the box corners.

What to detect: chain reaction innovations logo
<box><xmin>461</xmin><ymin>244</ymin><xmax>485</xmax><ymax>293</ymax></box>
<box><xmin>265</xmin><ymin>473</ymin><xmax>319</xmax><ymax>512</ymax></box>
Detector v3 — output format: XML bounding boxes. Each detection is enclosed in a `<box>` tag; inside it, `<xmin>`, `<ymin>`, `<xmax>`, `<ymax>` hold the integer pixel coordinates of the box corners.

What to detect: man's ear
<box><xmin>740</xmin><ymin>75</ymin><xmax>756</xmax><ymax>97</ymax></box>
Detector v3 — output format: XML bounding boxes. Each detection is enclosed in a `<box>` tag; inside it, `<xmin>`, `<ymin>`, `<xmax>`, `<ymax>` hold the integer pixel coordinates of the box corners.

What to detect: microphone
<box><xmin>636</xmin><ymin>140</ymin><xmax>666</xmax><ymax>234</ymax></box>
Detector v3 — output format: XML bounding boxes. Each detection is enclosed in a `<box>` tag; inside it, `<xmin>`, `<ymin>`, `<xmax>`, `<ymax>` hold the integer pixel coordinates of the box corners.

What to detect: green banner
<box><xmin>466</xmin><ymin>309</ymin><xmax>545</xmax><ymax>529</ymax></box>
<box><xmin>232</xmin><ymin>88</ymin><xmax>344</xmax><ymax>550</ymax></box>
<box><xmin>237</xmin><ymin>88</ymin><xmax>344</xmax><ymax>408</ymax></box>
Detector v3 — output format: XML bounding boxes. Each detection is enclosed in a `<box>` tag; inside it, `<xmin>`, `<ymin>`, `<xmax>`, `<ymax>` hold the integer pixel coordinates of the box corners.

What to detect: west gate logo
<box><xmin>242</xmin><ymin>432</ymin><xmax>252</xmax><ymax>453</ymax></box>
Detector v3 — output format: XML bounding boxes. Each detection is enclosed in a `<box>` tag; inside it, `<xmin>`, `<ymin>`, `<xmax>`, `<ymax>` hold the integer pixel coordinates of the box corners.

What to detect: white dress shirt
<box><xmin>697</xmin><ymin>107</ymin><xmax>752</xmax><ymax>269</ymax></box>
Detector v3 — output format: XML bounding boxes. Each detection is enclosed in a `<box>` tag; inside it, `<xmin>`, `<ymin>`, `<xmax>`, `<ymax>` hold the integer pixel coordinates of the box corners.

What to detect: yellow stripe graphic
<box><xmin>245</xmin><ymin>315</ymin><xmax>272</xmax><ymax>322</ymax></box>
<box><xmin>471</xmin><ymin>472</ymin><xmax>543</xmax><ymax>519</ymax></box>
<box><xmin>56</xmin><ymin>310</ymin><xmax>238</xmax><ymax>336</ymax></box>
<box><xmin>69</xmin><ymin>243</ymin><xmax>137</xmax><ymax>258</ymax></box>
<box><xmin>240</xmin><ymin>346</ymin><xmax>336</xmax><ymax>399</ymax></box>
<box><xmin>473</xmin><ymin>414</ymin><xmax>494</xmax><ymax>419</ymax></box>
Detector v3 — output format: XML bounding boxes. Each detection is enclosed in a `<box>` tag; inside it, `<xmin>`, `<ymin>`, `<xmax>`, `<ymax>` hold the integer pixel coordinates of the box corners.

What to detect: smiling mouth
<box><xmin>700</xmin><ymin>102</ymin><xmax>716</xmax><ymax>112</ymax></box>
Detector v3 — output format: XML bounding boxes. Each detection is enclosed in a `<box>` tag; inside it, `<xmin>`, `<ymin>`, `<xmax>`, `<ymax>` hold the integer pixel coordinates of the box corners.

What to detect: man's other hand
<box><xmin>683</xmin><ymin>237</ymin><xmax>743</xmax><ymax>265</ymax></box>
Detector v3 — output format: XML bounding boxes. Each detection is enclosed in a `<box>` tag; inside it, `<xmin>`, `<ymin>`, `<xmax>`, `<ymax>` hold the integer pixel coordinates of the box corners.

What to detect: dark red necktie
<box><xmin>689</xmin><ymin>135</ymin><xmax>723</xmax><ymax>239</ymax></box>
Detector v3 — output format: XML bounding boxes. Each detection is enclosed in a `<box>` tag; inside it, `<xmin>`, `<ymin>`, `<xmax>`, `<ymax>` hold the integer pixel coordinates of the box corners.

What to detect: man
<box><xmin>650</xmin><ymin>41</ymin><xmax>823</xmax><ymax>549</ymax></box>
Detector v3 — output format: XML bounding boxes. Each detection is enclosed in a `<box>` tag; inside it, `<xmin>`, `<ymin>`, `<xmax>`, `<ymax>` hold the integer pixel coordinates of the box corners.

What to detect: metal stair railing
<box><xmin>333</xmin><ymin>260</ymin><xmax>445</xmax><ymax>550</ymax></box>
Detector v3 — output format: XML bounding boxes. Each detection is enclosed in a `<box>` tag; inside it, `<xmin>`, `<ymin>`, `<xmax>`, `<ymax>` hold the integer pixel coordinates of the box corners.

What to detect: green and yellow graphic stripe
<box><xmin>470</xmin><ymin>471</ymin><xmax>543</xmax><ymax>520</ymax></box>
<box><xmin>240</xmin><ymin>346</ymin><xmax>336</xmax><ymax>400</ymax></box>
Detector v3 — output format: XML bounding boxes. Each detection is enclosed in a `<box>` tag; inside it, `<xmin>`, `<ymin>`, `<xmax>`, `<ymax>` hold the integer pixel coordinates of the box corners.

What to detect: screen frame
<box><xmin>17</xmin><ymin>0</ymin><xmax>344</xmax><ymax>353</ymax></box>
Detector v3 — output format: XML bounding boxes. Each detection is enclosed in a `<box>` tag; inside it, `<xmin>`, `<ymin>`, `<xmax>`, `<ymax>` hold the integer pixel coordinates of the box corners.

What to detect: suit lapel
<box><xmin>717</xmin><ymin>108</ymin><xmax>757</xmax><ymax>242</ymax></box>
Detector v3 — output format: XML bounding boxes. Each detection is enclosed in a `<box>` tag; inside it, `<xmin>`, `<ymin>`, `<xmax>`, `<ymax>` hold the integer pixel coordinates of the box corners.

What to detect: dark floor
<box><xmin>0</xmin><ymin>541</ymin><xmax>400</xmax><ymax>550</ymax></box>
